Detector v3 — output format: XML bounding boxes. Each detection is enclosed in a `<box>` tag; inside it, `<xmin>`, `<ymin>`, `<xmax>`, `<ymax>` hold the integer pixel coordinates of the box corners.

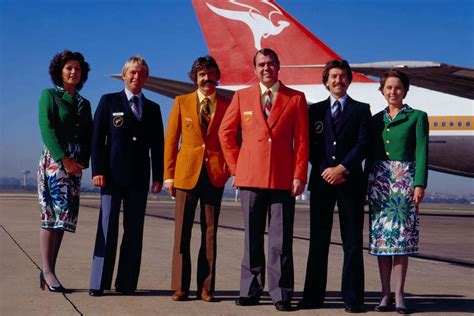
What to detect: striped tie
<box><xmin>264</xmin><ymin>90</ymin><xmax>272</xmax><ymax>119</ymax></box>
<box><xmin>332</xmin><ymin>100</ymin><xmax>342</xmax><ymax>125</ymax></box>
<box><xmin>200</xmin><ymin>97</ymin><xmax>211</xmax><ymax>134</ymax></box>
<box><xmin>131</xmin><ymin>96</ymin><xmax>141</xmax><ymax>120</ymax></box>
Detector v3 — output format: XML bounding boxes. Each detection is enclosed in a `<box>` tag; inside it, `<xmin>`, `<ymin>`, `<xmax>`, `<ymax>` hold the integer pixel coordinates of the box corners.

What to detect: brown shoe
<box><xmin>172</xmin><ymin>291</ymin><xmax>188</xmax><ymax>301</ymax></box>
<box><xmin>200</xmin><ymin>290</ymin><xmax>216</xmax><ymax>302</ymax></box>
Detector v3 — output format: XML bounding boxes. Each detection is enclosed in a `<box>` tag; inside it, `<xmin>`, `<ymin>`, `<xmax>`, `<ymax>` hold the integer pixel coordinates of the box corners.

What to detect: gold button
<box><xmin>332</xmin><ymin>156</ymin><xmax>336</xmax><ymax>160</ymax></box>
<box><xmin>386</xmin><ymin>140</ymin><xmax>390</xmax><ymax>144</ymax></box>
<box><xmin>202</xmin><ymin>144</ymin><xmax>205</xmax><ymax>148</ymax></box>
<box><xmin>386</xmin><ymin>128</ymin><xmax>390</xmax><ymax>132</ymax></box>
<box><xmin>76</xmin><ymin>123</ymin><xmax>80</xmax><ymax>127</ymax></box>
<box><xmin>132</xmin><ymin>137</ymin><xmax>137</xmax><ymax>141</ymax></box>
<box><xmin>268</xmin><ymin>138</ymin><xmax>272</xmax><ymax>142</ymax></box>
<box><xmin>333</xmin><ymin>141</ymin><xmax>337</xmax><ymax>145</ymax></box>
<box><xmin>386</xmin><ymin>151</ymin><xmax>390</xmax><ymax>156</ymax></box>
<box><xmin>205</xmin><ymin>158</ymin><xmax>209</xmax><ymax>162</ymax></box>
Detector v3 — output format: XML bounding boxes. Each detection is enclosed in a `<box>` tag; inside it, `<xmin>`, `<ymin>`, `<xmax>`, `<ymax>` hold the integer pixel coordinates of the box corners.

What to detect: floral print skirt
<box><xmin>367</xmin><ymin>160</ymin><xmax>419</xmax><ymax>255</ymax></box>
<box><xmin>37</xmin><ymin>144</ymin><xmax>82</xmax><ymax>232</ymax></box>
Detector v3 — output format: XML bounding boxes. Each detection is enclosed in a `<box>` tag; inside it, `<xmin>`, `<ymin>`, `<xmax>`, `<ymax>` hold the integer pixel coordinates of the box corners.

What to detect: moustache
<box><xmin>203</xmin><ymin>79</ymin><xmax>217</xmax><ymax>86</ymax></box>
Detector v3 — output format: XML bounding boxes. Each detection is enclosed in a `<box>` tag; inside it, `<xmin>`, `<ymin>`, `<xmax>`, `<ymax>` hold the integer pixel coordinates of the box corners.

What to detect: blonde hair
<box><xmin>122</xmin><ymin>55</ymin><xmax>149</xmax><ymax>77</ymax></box>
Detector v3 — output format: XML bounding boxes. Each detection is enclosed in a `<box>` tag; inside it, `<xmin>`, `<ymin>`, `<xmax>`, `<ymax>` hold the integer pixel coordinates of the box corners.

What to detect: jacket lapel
<box><xmin>267</xmin><ymin>83</ymin><xmax>290</xmax><ymax>129</ymax></box>
<box><xmin>336</xmin><ymin>96</ymin><xmax>356</xmax><ymax>134</ymax></box>
<box><xmin>120</xmin><ymin>90</ymin><xmax>132</xmax><ymax>118</ymax></box>
<box><xmin>207</xmin><ymin>94</ymin><xmax>225</xmax><ymax>136</ymax></box>
<box><xmin>323</xmin><ymin>98</ymin><xmax>335</xmax><ymax>140</ymax></box>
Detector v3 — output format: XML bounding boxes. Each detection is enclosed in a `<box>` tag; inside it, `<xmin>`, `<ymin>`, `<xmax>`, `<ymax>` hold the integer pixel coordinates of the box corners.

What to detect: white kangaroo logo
<box><xmin>206</xmin><ymin>0</ymin><xmax>290</xmax><ymax>50</ymax></box>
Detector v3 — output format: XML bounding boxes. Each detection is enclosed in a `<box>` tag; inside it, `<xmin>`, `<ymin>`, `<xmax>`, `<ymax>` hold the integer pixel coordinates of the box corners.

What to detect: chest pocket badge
<box><xmin>314</xmin><ymin>121</ymin><xmax>324</xmax><ymax>134</ymax></box>
<box><xmin>113</xmin><ymin>112</ymin><xmax>124</xmax><ymax>127</ymax></box>
<box><xmin>243</xmin><ymin>111</ymin><xmax>253</xmax><ymax>125</ymax></box>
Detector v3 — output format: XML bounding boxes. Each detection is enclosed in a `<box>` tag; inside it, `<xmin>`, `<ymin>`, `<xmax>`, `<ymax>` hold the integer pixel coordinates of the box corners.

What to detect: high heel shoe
<box><xmin>374</xmin><ymin>296</ymin><xmax>395</xmax><ymax>312</ymax></box>
<box><xmin>39</xmin><ymin>272</ymin><xmax>67</xmax><ymax>293</ymax></box>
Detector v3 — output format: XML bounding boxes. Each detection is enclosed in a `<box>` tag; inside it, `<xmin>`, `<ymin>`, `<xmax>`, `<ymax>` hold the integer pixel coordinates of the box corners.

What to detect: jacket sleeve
<box><xmin>341</xmin><ymin>103</ymin><xmax>372</xmax><ymax>172</ymax></box>
<box><xmin>91</xmin><ymin>95</ymin><xmax>109</xmax><ymax>177</ymax></box>
<box><xmin>293</xmin><ymin>93</ymin><xmax>309</xmax><ymax>182</ymax></box>
<box><xmin>77</xmin><ymin>100</ymin><xmax>93</xmax><ymax>168</ymax></box>
<box><xmin>163</xmin><ymin>97</ymin><xmax>181</xmax><ymax>181</ymax></box>
<box><xmin>218</xmin><ymin>91</ymin><xmax>242</xmax><ymax>175</ymax></box>
<box><xmin>414</xmin><ymin>111</ymin><xmax>429</xmax><ymax>187</ymax></box>
<box><xmin>38</xmin><ymin>89</ymin><xmax>66</xmax><ymax>161</ymax></box>
<box><xmin>150</xmin><ymin>103</ymin><xmax>165</xmax><ymax>183</ymax></box>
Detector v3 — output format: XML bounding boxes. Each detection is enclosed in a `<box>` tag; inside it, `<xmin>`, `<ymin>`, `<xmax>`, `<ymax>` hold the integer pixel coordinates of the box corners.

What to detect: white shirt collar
<box><xmin>124</xmin><ymin>88</ymin><xmax>143</xmax><ymax>101</ymax></box>
<box><xmin>259</xmin><ymin>81</ymin><xmax>280</xmax><ymax>96</ymax></box>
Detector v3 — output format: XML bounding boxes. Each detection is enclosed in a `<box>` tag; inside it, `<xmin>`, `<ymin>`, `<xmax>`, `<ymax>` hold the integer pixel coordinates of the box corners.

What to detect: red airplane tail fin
<box><xmin>192</xmin><ymin>0</ymin><xmax>371</xmax><ymax>86</ymax></box>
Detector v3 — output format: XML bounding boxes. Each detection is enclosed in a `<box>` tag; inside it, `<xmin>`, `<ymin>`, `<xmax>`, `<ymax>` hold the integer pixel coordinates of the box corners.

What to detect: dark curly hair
<box><xmin>322</xmin><ymin>59</ymin><xmax>353</xmax><ymax>88</ymax></box>
<box><xmin>49</xmin><ymin>50</ymin><xmax>90</xmax><ymax>91</ymax></box>
<box><xmin>188</xmin><ymin>55</ymin><xmax>220</xmax><ymax>84</ymax></box>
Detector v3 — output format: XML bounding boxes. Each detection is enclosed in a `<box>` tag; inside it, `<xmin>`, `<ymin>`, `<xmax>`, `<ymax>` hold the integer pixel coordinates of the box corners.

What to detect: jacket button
<box><xmin>386</xmin><ymin>140</ymin><xmax>390</xmax><ymax>144</ymax></box>
<box><xmin>202</xmin><ymin>144</ymin><xmax>205</xmax><ymax>148</ymax></box>
<box><xmin>76</xmin><ymin>123</ymin><xmax>80</xmax><ymax>127</ymax></box>
<box><xmin>386</xmin><ymin>128</ymin><xmax>390</xmax><ymax>132</ymax></box>
<box><xmin>332</xmin><ymin>156</ymin><xmax>336</xmax><ymax>160</ymax></box>
<box><xmin>268</xmin><ymin>138</ymin><xmax>272</xmax><ymax>142</ymax></box>
<box><xmin>386</xmin><ymin>151</ymin><xmax>390</xmax><ymax>156</ymax></box>
<box><xmin>333</xmin><ymin>141</ymin><xmax>337</xmax><ymax>145</ymax></box>
<box><xmin>205</xmin><ymin>158</ymin><xmax>209</xmax><ymax>162</ymax></box>
<box><xmin>132</xmin><ymin>137</ymin><xmax>137</xmax><ymax>141</ymax></box>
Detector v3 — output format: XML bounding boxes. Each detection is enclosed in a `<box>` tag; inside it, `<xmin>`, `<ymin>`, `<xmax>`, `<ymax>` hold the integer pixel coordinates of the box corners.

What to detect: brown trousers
<box><xmin>171</xmin><ymin>169</ymin><xmax>224</xmax><ymax>293</ymax></box>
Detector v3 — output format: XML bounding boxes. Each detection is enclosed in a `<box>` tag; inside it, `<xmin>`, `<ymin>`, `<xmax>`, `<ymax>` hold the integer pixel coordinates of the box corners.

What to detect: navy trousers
<box><xmin>90</xmin><ymin>187</ymin><xmax>148</xmax><ymax>291</ymax></box>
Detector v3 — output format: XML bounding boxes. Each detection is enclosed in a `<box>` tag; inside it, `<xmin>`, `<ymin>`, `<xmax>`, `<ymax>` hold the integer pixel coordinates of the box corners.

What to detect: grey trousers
<box><xmin>239</xmin><ymin>188</ymin><xmax>295</xmax><ymax>303</ymax></box>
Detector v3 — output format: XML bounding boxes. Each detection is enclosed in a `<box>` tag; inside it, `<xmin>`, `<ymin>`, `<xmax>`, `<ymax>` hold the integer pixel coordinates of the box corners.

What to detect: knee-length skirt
<box><xmin>37</xmin><ymin>143</ymin><xmax>82</xmax><ymax>232</ymax></box>
<box><xmin>367</xmin><ymin>160</ymin><xmax>419</xmax><ymax>255</ymax></box>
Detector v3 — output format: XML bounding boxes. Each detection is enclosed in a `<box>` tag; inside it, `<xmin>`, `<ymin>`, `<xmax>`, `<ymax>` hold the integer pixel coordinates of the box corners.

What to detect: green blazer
<box><xmin>38</xmin><ymin>88</ymin><xmax>93</xmax><ymax>167</ymax></box>
<box><xmin>367</xmin><ymin>105</ymin><xmax>429</xmax><ymax>187</ymax></box>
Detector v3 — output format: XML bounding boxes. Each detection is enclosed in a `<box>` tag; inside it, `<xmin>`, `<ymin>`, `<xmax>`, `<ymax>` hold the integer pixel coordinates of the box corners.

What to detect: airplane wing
<box><xmin>350</xmin><ymin>62</ymin><xmax>474</xmax><ymax>100</ymax></box>
<box><xmin>110</xmin><ymin>75</ymin><xmax>235</xmax><ymax>100</ymax></box>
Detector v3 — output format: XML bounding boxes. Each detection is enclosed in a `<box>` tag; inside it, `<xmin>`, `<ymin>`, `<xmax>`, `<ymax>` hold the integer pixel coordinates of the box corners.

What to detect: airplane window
<box><xmin>434</xmin><ymin>122</ymin><xmax>438</xmax><ymax>127</ymax></box>
<box><xmin>458</xmin><ymin>121</ymin><xmax>462</xmax><ymax>127</ymax></box>
<box><xmin>467</xmin><ymin>121</ymin><xmax>471</xmax><ymax>127</ymax></box>
<box><xmin>442</xmin><ymin>121</ymin><xmax>446</xmax><ymax>127</ymax></box>
<box><xmin>449</xmin><ymin>121</ymin><xmax>454</xmax><ymax>127</ymax></box>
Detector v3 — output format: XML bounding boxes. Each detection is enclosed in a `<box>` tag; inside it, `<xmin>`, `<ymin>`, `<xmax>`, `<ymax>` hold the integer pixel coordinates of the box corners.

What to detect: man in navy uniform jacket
<box><xmin>299</xmin><ymin>60</ymin><xmax>371</xmax><ymax>313</ymax></box>
<box><xmin>89</xmin><ymin>56</ymin><xmax>164</xmax><ymax>296</ymax></box>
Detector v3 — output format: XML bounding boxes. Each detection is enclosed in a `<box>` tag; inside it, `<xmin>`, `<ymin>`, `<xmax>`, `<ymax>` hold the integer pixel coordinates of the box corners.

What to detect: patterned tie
<box><xmin>200</xmin><ymin>97</ymin><xmax>211</xmax><ymax>134</ymax></box>
<box><xmin>332</xmin><ymin>100</ymin><xmax>342</xmax><ymax>125</ymax></box>
<box><xmin>264</xmin><ymin>90</ymin><xmax>272</xmax><ymax>119</ymax></box>
<box><xmin>131</xmin><ymin>96</ymin><xmax>141</xmax><ymax>120</ymax></box>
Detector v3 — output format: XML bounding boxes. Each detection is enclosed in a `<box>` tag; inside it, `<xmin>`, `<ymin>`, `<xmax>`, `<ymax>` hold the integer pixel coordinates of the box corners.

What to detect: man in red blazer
<box><xmin>164</xmin><ymin>56</ymin><xmax>230</xmax><ymax>302</ymax></box>
<box><xmin>219</xmin><ymin>48</ymin><xmax>309</xmax><ymax>312</ymax></box>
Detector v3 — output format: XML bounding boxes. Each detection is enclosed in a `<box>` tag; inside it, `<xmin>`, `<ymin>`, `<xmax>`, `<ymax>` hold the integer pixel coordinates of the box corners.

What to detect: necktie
<box><xmin>131</xmin><ymin>96</ymin><xmax>141</xmax><ymax>120</ymax></box>
<box><xmin>264</xmin><ymin>90</ymin><xmax>272</xmax><ymax>119</ymax></box>
<box><xmin>332</xmin><ymin>100</ymin><xmax>342</xmax><ymax>125</ymax></box>
<box><xmin>200</xmin><ymin>97</ymin><xmax>211</xmax><ymax>134</ymax></box>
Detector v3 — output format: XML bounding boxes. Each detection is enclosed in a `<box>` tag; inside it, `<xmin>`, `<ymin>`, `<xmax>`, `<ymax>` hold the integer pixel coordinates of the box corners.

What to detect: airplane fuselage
<box><xmin>221</xmin><ymin>83</ymin><xmax>474</xmax><ymax>177</ymax></box>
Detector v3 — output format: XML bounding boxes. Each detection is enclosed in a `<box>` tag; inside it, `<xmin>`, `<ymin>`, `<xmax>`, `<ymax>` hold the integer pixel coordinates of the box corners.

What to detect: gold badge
<box><xmin>113</xmin><ymin>116</ymin><xmax>124</xmax><ymax>127</ymax></box>
<box><xmin>243</xmin><ymin>111</ymin><xmax>253</xmax><ymax>125</ymax></box>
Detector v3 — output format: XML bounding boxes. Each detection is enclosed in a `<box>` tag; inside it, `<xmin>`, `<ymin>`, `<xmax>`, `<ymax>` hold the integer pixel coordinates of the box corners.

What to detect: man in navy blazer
<box><xmin>89</xmin><ymin>56</ymin><xmax>164</xmax><ymax>296</ymax></box>
<box><xmin>298</xmin><ymin>60</ymin><xmax>371</xmax><ymax>313</ymax></box>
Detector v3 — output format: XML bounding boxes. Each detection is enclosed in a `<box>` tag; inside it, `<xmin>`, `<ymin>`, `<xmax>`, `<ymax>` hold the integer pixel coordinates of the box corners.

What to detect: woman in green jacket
<box><xmin>37</xmin><ymin>50</ymin><xmax>92</xmax><ymax>292</ymax></box>
<box><xmin>367</xmin><ymin>69</ymin><xmax>429</xmax><ymax>314</ymax></box>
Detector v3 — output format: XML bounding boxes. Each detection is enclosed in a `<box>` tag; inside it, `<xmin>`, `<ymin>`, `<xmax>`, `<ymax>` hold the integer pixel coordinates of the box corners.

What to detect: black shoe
<box><xmin>296</xmin><ymin>299</ymin><xmax>323</xmax><ymax>310</ymax></box>
<box><xmin>275</xmin><ymin>301</ymin><xmax>293</xmax><ymax>312</ymax></box>
<box><xmin>39</xmin><ymin>272</ymin><xmax>67</xmax><ymax>293</ymax></box>
<box><xmin>235</xmin><ymin>296</ymin><xmax>260</xmax><ymax>306</ymax></box>
<box><xmin>89</xmin><ymin>289</ymin><xmax>103</xmax><ymax>296</ymax></box>
<box><xmin>344</xmin><ymin>303</ymin><xmax>363</xmax><ymax>313</ymax></box>
<box><xmin>375</xmin><ymin>297</ymin><xmax>395</xmax><ymax>312</ymax></box>
<box><xmin>395</xmin><ymin>306</ymin><xmax>411</xmax><ymax>314</ymax></box>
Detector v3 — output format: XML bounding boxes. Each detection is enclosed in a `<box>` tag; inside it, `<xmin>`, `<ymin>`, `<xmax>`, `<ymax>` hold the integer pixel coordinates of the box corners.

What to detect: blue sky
<box><xmin>0</xmin><ymin>0</ymin><xmax>473</xmax><ymax>194</ymax></box>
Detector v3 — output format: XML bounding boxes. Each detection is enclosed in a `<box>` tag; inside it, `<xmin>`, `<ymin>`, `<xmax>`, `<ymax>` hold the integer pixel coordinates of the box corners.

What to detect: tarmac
<box><xmin>1</xmin><ymin>193</ymin><xmax>473</xmax><ymax>315</ymax></box>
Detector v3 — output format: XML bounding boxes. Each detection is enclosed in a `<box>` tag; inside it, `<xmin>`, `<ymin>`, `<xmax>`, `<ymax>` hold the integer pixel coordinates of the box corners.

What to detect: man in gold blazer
<box><xmin>219</xmin><ymin>48</ymin><xmax>309</xmax><ymax>312</ymax></box>
<box><xmin>164</xmin><ymin>56</ymin><xmax>230</xmax><ymax>302</ymax></box>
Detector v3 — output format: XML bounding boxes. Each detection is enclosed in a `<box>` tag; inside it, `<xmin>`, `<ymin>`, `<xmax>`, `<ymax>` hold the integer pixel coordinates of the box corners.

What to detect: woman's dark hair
<box><xmin>379</xmin><ymin>69</ymin><xmax>410</xmax><ymax>97</ymax></box>
<box><xmin>49</xmin><ymin>50</ymin><xmax>90</xmax><ymax>91</ymax></box>
<box><xmin>322</xmin><ymin>59</ymin><xmax>353</xmax><ymax>86</ymax></box>
<box><xmin>188</xmin><ymin>55</ymin><xmax>221</xmax><ymax>83</ymax></box>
